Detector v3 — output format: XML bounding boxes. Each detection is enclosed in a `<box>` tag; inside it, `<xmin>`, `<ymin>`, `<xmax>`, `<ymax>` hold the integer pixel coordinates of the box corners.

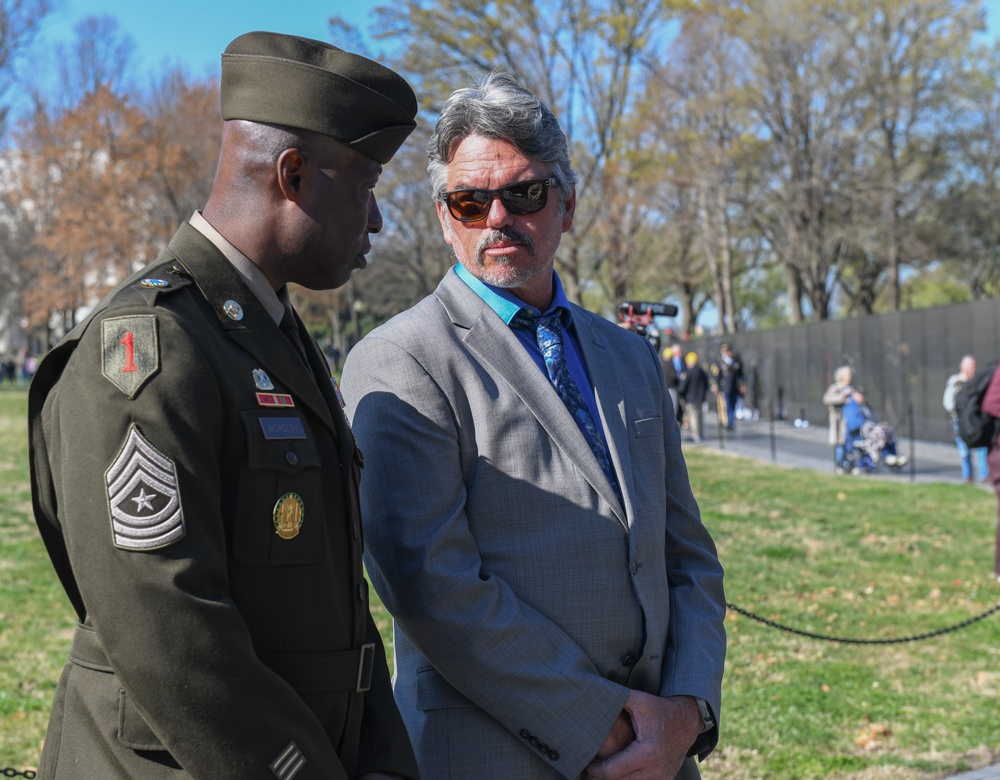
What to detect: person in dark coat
<box><xmin>28</xmin><ymin>32</ymin><xmax>419</xmax><ymax>780</ymax></box>
<box><xmin>661</xmin><ymin>342</ymin><xmax>686</xmax><ymax>423</ymax></box>
<box><xmin>679</xmin><ymin>352</ymin><xmax>710</xmax><ymax>443</ymax></box>
<box><xmin>710</xmin><ymin>344</ymin><xmax>744</xmax><ymax>431</ymax></box>
<box><xmin>980</xmin><ymin>362</ymin><xmax>1000</xmax><ymax>585</ymax></box>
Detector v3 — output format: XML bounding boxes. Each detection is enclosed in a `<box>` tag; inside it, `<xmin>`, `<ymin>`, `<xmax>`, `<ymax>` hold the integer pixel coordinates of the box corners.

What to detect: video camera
<box><xmin>617</xmin><ymin>301</ymin><xmax>678</xmax><ymax>337</ymax></box>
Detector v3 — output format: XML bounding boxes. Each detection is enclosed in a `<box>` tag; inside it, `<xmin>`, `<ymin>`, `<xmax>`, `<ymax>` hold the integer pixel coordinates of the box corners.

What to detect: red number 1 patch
<box><xmin>120</xmin><ymin>332</ymin><xmax>138</xmax><ymax>373</ymax></box>
<box><xmin>102</xmin><ymin>316</ymin><xmax>160</xmax><ymax>398</ymax></box>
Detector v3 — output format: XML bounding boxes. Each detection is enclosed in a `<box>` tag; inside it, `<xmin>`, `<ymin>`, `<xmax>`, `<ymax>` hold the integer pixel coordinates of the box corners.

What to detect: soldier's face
<box><xmin>285</xmin><ymin>138</ymin><xmax>383</xmax><ymax>290</ymax></box>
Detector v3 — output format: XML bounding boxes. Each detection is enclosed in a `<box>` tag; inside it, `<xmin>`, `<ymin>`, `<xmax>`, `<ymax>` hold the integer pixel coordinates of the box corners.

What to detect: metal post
<box><xmin>769</xmin><ymin>396</ymin><xmax>777</xmax><ymax>462</ymax></box>
<box><xmin>716</xmin><ymin>393</ymin><xmax>725</xmax><ymax>450</ymax></box>
<box><xmin>908</xmin><ymin>399</ymin><xmax>916</xmax><ymax>482</ymax></box>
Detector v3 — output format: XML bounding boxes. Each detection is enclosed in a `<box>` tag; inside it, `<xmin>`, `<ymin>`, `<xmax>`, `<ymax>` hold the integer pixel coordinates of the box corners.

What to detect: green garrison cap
<box><xmin>221</xmin><ymin>31</ymin><xmax>417</xmax><ymax>164</ymax></box>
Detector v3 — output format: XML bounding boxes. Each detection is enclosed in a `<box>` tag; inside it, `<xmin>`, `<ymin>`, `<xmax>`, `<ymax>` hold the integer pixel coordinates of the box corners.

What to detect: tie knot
<box><xmin>512</xmin><ymin>308</ymin><xmax>563</xmax><ymax>333</ymax></box>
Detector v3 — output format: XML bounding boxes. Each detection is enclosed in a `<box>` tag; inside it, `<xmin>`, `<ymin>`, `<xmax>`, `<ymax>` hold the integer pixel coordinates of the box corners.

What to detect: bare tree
<box><xmin>0</xmin><ymin>0</ymin><xmax>50</xmax><ymax>136</ymax></box>
<box><xmin>733</xmin><ymin>0</ymin><xmax>866</xmax><ymax>321</ymax></box>
<box><xmin>55</xmin><ymin>15</ymin><xmax>136</xmax><ymax>107</ymax></box>
<box><xmin>367</xmin><ymin>0</ymin><xmax>684</xmax><ymax>311</ymax></box>
<box><xmin>924</xmin><ymin>39</ymin><xmax>1000</xmax><ymax>299</ymax></box>
<box><xmin>852</xmin><ymin>0</ymin><xmax>984</xmax><ymax>310</ymax></box>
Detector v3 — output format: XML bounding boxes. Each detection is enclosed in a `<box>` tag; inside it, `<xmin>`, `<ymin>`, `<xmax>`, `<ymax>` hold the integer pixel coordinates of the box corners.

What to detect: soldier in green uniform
<box><xmin>28</xmin><ymin>32</ymin><xmax>420</xmax><ymax>780</ymax></box>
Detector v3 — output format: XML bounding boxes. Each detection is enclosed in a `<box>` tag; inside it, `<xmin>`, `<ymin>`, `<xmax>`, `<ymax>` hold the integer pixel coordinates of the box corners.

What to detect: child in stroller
<box><xmin>840</xmin><ymin>395</ymin><xmax>908</xmax><ymax>474</ymax></box>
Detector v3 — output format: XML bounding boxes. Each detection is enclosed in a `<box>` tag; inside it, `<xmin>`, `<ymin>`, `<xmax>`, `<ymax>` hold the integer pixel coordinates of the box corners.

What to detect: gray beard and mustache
<box><xmin>459</xmin><ymin>227</ymin><xmax>541</xmax><ymax>289</ymax></box>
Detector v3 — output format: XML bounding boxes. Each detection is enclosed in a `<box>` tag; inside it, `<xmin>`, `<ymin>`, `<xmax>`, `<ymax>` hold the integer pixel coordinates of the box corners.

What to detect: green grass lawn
<box><xmin>1</xmin><ymin>386</ymin><xmax>998</xmax><ymax>778</ymax></box>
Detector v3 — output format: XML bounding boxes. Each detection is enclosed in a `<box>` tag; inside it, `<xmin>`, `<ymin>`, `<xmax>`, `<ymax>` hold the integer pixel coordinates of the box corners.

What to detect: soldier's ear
<box><xmin>276</xmin><ymin>148</ymin><xmax>307</xmax><ymax>200</ymax></box>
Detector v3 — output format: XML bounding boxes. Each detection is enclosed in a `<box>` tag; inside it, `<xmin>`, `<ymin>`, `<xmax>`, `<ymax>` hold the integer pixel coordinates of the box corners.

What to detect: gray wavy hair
<box><xmin>427</xmin><ymin>70</ymin><xmax>577</xmax><ymax>207</ymax></box>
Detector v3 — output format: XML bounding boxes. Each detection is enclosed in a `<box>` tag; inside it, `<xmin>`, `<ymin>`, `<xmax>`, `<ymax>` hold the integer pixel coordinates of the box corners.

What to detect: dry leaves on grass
<box><xmin>855</xmin><ymin>720</ymin><xmax>893</xmax><ymax>751</ymax></box>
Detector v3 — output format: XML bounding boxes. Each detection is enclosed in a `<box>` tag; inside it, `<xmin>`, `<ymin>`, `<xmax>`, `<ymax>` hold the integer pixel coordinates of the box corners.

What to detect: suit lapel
<box><xmin>438</xmin><ymin>271</ymin><xmax>626</xmax><ymax>526</ymax></box>
<box><xmin>165</xmin><ymin>225</ymin><xmax>337</xmax><ymax>437</ymax></box>
<box><xmin>572</xmin><ymin>311</ymin><xmax>632</xmax><ymax>524</ymax></box>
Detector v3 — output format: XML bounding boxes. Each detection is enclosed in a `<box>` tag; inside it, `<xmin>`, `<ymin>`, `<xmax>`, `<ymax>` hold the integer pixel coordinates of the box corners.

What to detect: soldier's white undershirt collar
<box><xmin>189</xmin><ymin>211</ymin><xmax>287</xmax><ymax>326</ymax></box>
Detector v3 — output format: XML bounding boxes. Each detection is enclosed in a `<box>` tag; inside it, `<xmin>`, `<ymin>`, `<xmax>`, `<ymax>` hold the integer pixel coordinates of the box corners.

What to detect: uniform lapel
<box><xmin>438</xmin><ymin>271</ymin><xmax>626</xmax><ymax>526</ymax></box>
<box><xmin>165</xmin><ymin>225</ymin><xmax>337</xmax><ymax>437</ymax></box>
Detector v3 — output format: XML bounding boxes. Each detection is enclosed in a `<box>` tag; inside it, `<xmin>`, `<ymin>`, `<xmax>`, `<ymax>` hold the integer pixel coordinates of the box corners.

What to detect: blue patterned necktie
<box><xmin>513</xmin><ymin>309</ymin><xmax>622</xmax><ymax>503</ymax></box>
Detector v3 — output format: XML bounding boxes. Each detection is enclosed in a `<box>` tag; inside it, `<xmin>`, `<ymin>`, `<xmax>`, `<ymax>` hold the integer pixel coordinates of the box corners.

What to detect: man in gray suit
<box><xmin>342</xmin><ymin>71</ymin><xmax>726</xmax><ymax>780</ymax></box>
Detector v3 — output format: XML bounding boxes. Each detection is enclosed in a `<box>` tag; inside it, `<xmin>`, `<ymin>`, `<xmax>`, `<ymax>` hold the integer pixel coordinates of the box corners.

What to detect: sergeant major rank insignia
<box><xmin>105</xmin><ymin>425</ymin><xmax>185</xmax><ymax>550</ymax></box>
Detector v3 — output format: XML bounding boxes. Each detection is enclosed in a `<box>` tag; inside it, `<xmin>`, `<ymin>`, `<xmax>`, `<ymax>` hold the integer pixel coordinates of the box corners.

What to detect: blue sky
<box><xmin>34</xmin><ymin>0</ymin><xmax>1000</xmax><ymax>84</ymax></box>
<box><xmin>32</xmin><ymin>0</ymin><xmax>378</xmax><ymax>81</ymax></box>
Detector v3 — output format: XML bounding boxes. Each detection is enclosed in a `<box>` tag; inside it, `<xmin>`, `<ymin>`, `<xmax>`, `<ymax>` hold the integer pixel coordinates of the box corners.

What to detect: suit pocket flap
<box><xmin>416</xmin><ymin>667</ymin><xmax>476</xmax><ymax>711</ymax></box>
<box><xmin>632</xmin><ymin>416</ymin><xmax>662</xmax><ymax>438</ymax></box>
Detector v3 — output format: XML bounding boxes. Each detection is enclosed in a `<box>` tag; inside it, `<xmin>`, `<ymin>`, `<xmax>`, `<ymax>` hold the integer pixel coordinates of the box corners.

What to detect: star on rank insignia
<box><xmin>105</xmin><ymin>425</ymin><xmax>185</xmax><ymax>550</ymax></box>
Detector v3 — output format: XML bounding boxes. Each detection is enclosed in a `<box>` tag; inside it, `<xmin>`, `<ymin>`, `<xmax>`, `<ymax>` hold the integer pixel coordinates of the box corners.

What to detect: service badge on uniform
<box><xmin>105</xmin><ymin>425</ymin><xmax>185</xmax><ymax>550</ymax></box>
<box><xmin>252</xmin><ymin>369</ymin><xmax>274</xmax><ymax>391</ymax></box>
<box><xmin>101</xmin><ymin>316</ymin><xmax>160</xmax><ymax>398</ymax></box>
<box><xmin>273</xmin><ymin>492</ymin><xmax>304</xmax><ymax>540</ymax></box>
<box><xmin>223</xmin><ymin>300</ymin><xmax>244</xmax><ymax>320</ymax></box>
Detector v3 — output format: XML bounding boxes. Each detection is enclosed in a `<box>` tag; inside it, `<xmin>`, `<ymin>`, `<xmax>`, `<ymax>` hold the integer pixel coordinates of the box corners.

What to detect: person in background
<box><xmin>980</xmin><ymin>362</ymin><xmax>1000</xmax><ymax>585</ymax></box>
<box><xmin>944</xmin><ymin>355</ymin><xmax>989</xmax><ymax>484</ymax></box>
<box><xmin>711</xmin><ymin>343</ymin><xmax>743</xmax><ymax>431</ymax></box>
<box><xmin>27</xmin><ymin>32</ymin><xmax>419</xmax><ymax>779</ymax></box>
<box><xmin>661</xmin><ymin>342</ymin><xmax>686</xmax><ymax>425</ymax></box>
<box><xmin>679</xmin><ymin>351</ymin><xmax>709</xmax><ymax>444</ymax></box>
<box><xmin>823</xmin><ymin>365</ymin><xmax>859</xmax><ymax>472</ymax></box>
<box><xmin>342</xmin><ymin>69</ymin><xmax>726</xmax><ymax>780</ymax></box>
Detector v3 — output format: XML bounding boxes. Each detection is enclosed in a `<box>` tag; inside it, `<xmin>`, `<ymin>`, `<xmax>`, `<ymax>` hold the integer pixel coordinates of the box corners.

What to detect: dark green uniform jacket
<box><xmin>28</xmin><ymin>223</ymin><xmax>418</xmax><ymax>779</ymax></box>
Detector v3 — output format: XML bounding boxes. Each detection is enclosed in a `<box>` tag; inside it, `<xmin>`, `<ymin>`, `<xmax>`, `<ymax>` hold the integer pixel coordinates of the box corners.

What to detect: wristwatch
<box><xmin>694</xmin><ymin>697</ymin><xmax>715</xmax><ymax>733</ymax></box>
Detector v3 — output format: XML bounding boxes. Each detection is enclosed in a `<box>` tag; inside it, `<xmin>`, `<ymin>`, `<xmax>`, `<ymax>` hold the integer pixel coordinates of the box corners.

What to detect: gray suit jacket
<box><xmin>343</xmin><ymin>269</ymin><xmax>726</xmax><ymax>779</ymax></box>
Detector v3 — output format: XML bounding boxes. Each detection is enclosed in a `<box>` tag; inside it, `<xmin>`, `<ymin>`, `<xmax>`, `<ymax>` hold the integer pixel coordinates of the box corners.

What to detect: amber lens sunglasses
<box><xmin>439</xmin><ymin>178</ymin><xmax>557</xmax><ymax>222</ymax></box>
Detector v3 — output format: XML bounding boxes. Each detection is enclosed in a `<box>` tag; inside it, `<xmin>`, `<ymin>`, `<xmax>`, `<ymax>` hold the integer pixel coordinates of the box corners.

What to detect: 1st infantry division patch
<box><xmin>105</xmin><ymin>424</ymin><xmax>185</xmax><ymax>551</ymax></box>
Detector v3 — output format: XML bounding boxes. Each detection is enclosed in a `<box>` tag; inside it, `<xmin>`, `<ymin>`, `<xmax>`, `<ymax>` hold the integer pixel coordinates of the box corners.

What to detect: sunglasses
<box><xmin>439</xmin><ymin>178</ymin><xmax>558</xmax><ymax>222</ymax></box>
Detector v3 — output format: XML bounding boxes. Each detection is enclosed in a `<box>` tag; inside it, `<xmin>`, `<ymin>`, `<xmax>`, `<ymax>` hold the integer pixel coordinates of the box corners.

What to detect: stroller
<box><xmin>840</xmin><ymin>397</ymin><xmax>908</xmax><ymax>474</ymax></box>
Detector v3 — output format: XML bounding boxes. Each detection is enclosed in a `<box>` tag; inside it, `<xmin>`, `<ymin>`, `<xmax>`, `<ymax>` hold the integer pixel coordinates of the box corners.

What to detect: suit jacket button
<box><xmin>548</xmin><ymin>749</ymin><xmax>560</xmax><ymax>760</ymax></box>
<box><xmin>621</xmin><ymin>653</ymin><xmax>636</xmax><ymax>667</ymax></box>
<box><xmin>631</xmin><ymin>559</ymin><xmax>640</xmax><ymax>575</ymax></box>
<box><xmin>519</xmin><ymin>729</ymin><xmax>530</xmax><ymax>740</ymax></box>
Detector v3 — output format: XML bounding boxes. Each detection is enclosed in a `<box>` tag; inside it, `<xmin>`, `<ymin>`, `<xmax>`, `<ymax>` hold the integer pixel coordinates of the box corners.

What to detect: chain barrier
<box><xmin>0</xmin><ymin>769</ymin><xmax>36</xmax><ymax>778</ymax></box>
<box><xmin>727</xmin><ymin>600</ymin><xmax>1000</xmax><ymax>644</ymax></box>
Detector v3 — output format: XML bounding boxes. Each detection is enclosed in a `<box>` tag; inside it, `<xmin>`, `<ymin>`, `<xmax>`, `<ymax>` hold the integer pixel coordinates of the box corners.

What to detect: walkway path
<box><xmin>688</xmin><ymin>410</ymin><xmax>987</xmax><ymax>486</ymax></box>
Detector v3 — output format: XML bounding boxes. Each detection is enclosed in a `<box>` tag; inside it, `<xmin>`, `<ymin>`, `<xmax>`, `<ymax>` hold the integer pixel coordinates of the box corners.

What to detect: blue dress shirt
<box><xmin>453</xmin><ymin>264</ymin><xmax>609</xmax><ymax>450</ymax></box>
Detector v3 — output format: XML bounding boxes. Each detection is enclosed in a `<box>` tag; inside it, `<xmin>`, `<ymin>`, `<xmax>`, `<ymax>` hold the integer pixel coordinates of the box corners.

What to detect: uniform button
<box><xmin>358</xmin><ymin>583</ymin><xmax>366</xmax><ymax>602</ymax></box>
<box><xmin>286</xmin><ymin>451</ymin><xmax>298</xmax><ymax>466</ymax></box>
<box><xmin>621</xmin><ymin>653</ymin><xmax>636</xmax><ymax>667</ymax></box>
